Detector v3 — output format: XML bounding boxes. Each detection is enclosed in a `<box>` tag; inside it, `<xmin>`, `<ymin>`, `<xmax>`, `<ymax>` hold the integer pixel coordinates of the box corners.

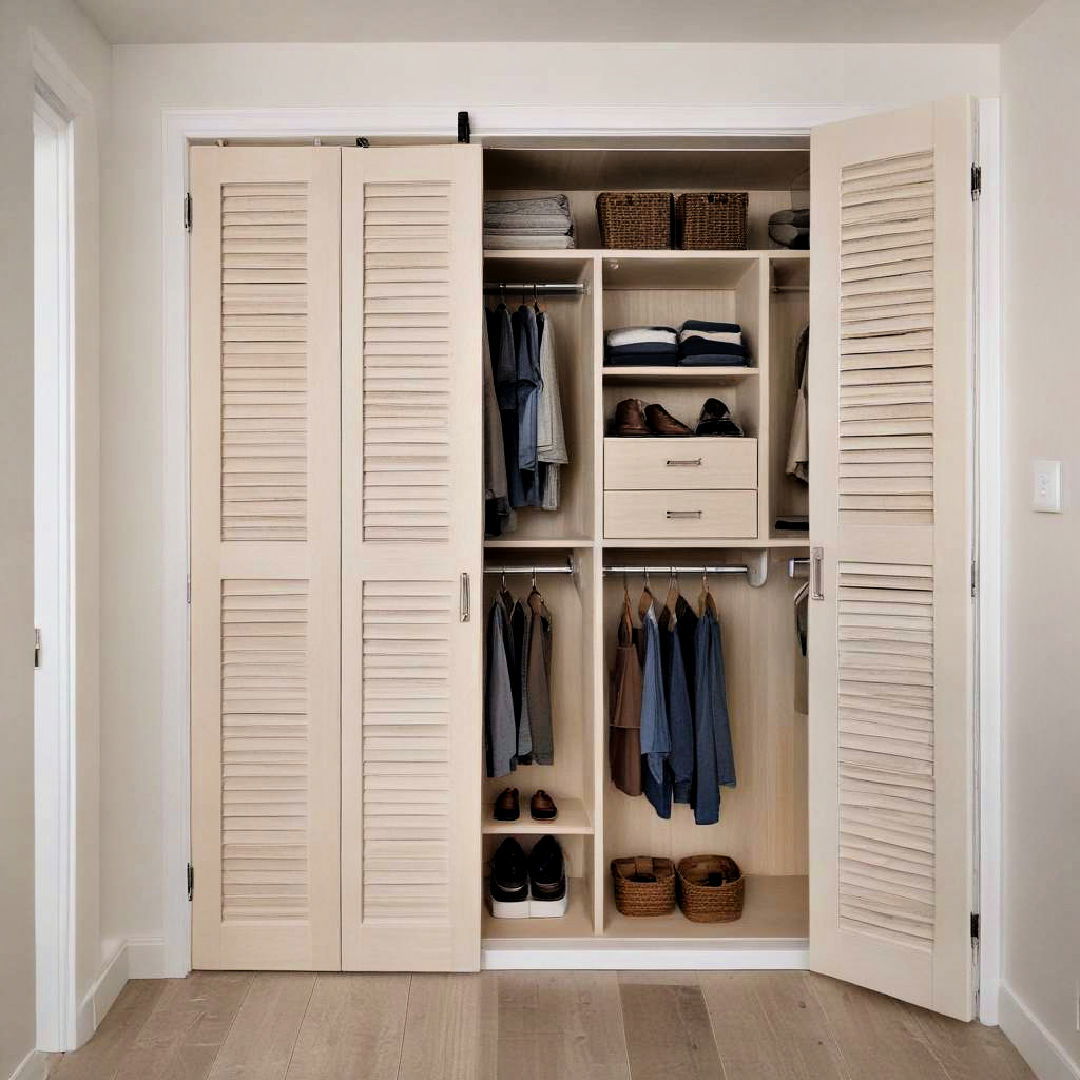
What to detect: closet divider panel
<box><xmin>340</xmin><ymin>146</ymin><xmax>484</xmax><ymax>971</ymax></box>
<box><xmin>808</xmin><ymin>100</ymin><xmax>975</xmax><ymax>1019</ymax></box>
<box><xmin>190</xmin><ymin>147</ymin><xmax>342</xmax><ymax>970</ymax></box>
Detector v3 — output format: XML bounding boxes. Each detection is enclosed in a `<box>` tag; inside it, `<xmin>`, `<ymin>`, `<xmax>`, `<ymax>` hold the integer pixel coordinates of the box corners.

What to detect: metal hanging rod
<box><xmin>483</xmin><ymin>282</ymin><xmax>587</xmax><ymax>297</ymax></box>
<box><xmin>771</xmin><ymin>285</ymin><xmax>809</xmax><ymax>293</ymax></box>
<box><xmin>484</xmin><ymin>557</ymin><xmax>576</xmax><ymax>576</ymax></box>
<box><xmin>788</xmin><ymin>557</ymin><xmax>810</xmax><ymax>578</ymax></box>
<box><xmin>603</xmin><ymin>563</ymin><xmax>750</xmax><ymax>577</ymax></box>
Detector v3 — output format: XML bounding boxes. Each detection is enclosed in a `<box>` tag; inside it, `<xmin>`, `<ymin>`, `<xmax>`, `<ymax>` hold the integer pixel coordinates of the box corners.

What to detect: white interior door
<box><xmin>808</xmin><ymin>98</ymin><xmax>976</xmax><ymax>1019</ymax></box>
<box><xmin>190</xmin><ymin>147</ymin><xmax>342</xmax><ymax>970</ymax></box>
<box><xmin>340</xmin><ymin>145</ymin><xmax>483</xmax><ymax>971</ymax></box>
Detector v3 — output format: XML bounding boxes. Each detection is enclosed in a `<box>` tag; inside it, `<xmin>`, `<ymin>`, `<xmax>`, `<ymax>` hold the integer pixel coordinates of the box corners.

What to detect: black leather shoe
<box><xmin>696</xmin><ymin>398</ymin><xmax>744</xmax><ymax>437</ymax></box>
<box><xmin>528</xmin><ymin>835</ymin><xmax>567</xmax><ymax>906</ymax></box>
<box><xmin>493</xmin><ymin>787</ymin><xmax>520</xmax><ymax>822</ymax></box>
<box><xmin>490</xmin><ymin>838</ymin><xmax>529</xmax><ymax>918</ymax></box>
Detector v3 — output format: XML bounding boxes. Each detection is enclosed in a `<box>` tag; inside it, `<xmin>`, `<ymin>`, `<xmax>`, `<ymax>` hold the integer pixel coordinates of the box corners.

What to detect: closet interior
<box><xmin>480</xmin><ymin>140</ymin><xmax>813</xmax><ymax>948</ymax></box>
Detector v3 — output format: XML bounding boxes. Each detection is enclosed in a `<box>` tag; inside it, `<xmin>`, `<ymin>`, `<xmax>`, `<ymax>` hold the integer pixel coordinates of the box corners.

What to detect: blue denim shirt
<box><xmin>692</xmin><ymin>598</ymin><xmax>736</xmax><ymax>825</ymax></box>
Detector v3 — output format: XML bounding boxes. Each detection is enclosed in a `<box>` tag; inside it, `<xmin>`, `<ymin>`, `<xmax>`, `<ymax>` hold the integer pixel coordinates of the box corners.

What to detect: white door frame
<box><xmin>34</xmin><ymin>83</ymin><xmax>76</xmax><ymax>1055</ymax></box>
<box><xmin>159</xmin><ymin>103</ymin><xmax>1002</xmax><ymax>1018</ymax></box>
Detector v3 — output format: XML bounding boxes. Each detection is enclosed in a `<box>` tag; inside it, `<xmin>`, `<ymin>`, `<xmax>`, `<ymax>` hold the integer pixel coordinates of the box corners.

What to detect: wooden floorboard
<box><xmin>43</xmin><ymin>971</ymin><xmax>1033</xmax><ymax>1080</ymax></box>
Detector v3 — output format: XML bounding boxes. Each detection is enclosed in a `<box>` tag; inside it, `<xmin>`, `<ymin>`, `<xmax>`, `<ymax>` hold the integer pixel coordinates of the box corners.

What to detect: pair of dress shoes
<box><xmin>493</xmin><ymin>787</ymin><xmax>558</xmax><ymax>822</ymax></box>
<box><xmin>490</xmin><ymin>835</ymin><xmax>568</xmax><ymax>919</ymax></box>
<box><xmin>612</xmin><ymin>398</ymin><xmax>743</xmax><ymax>438</ymax></box>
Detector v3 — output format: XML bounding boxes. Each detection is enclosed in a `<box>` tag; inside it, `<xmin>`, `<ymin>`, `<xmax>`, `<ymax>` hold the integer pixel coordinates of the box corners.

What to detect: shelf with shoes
<box><xmin>482</xmin><ymin>794</ymin><xmax>593</xmax><ymax>835</ymax></box>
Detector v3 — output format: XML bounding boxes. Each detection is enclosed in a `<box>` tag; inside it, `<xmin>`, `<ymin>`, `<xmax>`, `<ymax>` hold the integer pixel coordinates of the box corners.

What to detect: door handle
<box><xmin>459</xmin><ymin>572</ymin><xmax>470</xmax><ymax>622</ymax></box>
<box><xmin>810</xmin><ymin>546</ymin><xmax>825</xmax><ymax>601</ymax></box>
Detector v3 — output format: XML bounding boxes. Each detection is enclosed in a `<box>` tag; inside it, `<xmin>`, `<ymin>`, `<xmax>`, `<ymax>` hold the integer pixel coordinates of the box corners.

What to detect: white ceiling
<box><xmin>77</xmin><ymin>0</ymin><xmax>1039</xmax><ymax>45</ymax></box>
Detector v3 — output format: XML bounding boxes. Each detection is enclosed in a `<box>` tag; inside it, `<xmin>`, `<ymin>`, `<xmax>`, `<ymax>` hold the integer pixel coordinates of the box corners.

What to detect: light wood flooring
<box><xmin>44</xmin><ymin>971</ymin><xmax>1033</xmax><ymax>1080</ymax></box>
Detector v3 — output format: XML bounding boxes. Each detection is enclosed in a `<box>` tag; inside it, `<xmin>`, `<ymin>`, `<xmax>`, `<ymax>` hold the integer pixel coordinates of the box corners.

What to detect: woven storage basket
<box><xmin>676</xmin><ymin>855</ymin><xmax>745</xmax><ymax>923</ymax></box>
<box><xmin>676</xmin><ymin>192</ymin><xmax>749</xmax><ymax>250</ymax></box>
<box><xmin>597</xmin><ymin>192</ymin><xmax>674</xmax><ymax>249</ymax></box>
<box><xmin>611</xmin><ymin>856</ymin><xmax>676</xmax><ymax>917</ymax></box>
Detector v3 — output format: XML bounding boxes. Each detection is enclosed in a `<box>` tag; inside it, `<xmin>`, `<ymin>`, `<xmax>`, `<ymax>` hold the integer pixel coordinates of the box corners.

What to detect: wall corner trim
<box><xmin>75</xmin><ymin>943</ymin><xmax>130</xmax><ymax>1047</ymax></box>
<box><xmin>999</xmin><ymin>983</ymin><xmax>1080</xmax><ymax>1080</ymax></box>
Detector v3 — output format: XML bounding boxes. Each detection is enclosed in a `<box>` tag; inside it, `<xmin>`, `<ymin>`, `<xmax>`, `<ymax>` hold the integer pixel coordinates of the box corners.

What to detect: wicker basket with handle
<box><xmin>597</xmin><ymin>192</ymin><xmax>674</xmax><ymax>249</ymax></box>
<box><xmin>611</xmin><ymin>856</ymin><xmax>676</xmax><ymax>917</ymax></box>
<box><xmin>676</xmin><ymin>854</ymin><xmax>745</xmax><ymax>922</ymax></box>
<box><xmin>676</xmin><ymin>192</ymin><xmax>749</xmax><ymax>250</ymax></box>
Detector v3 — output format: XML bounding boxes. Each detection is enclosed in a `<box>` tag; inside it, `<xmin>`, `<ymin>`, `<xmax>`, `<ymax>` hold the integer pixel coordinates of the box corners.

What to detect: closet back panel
<box><xmin>340</xmin><ymin>145</ymin><xmax>484</xmax><ymax>971</ymax></box>
<box><xmin>190</xmin><ymin>147</ymin><xmax>343</xmax><ymax>970</ymax></box>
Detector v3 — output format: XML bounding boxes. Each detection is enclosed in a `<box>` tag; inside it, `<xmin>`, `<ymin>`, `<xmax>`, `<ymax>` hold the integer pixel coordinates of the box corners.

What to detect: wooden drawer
<box><xmin>604</xmin><ymin>490</ymin><xmax>758</xmax><ymax>540</ymax></box>
<box><xmin>604</xmin><ymin>438</ymin><xmax>757</xmax><ymax>491</ymax></box>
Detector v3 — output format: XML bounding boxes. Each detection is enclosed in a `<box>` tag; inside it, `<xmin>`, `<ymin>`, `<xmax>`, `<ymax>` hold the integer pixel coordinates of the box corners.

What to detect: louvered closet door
<box><xmin>190</xmin><ymin>147</ymin><xmax>341</xmax><ymax>970</ymax></box>
<box><xmin>340</xmin><ymin>146</ymin><xmax>483</xmax><ymax>971</ymax></box>
<box><xmin>807</xmin><ymin>100</ymin><xmax>976</xmax><ymax>1019</ymax></box>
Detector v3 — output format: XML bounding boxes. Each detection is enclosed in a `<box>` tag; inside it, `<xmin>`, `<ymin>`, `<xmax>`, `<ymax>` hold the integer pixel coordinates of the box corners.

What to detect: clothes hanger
<box><xmin>664</xmin><ymin>566</ymin><xmax>679</xmax><ymax>615</ymax></box>
<box><xmin>638</xmin><ymin>566</ymin><xmax>655</xmax><ymax>620</ymax></box>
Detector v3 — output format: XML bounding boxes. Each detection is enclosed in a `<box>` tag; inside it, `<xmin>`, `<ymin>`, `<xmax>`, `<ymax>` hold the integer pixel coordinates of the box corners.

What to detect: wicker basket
<box><xmin>676</xmin><ymin>192</ymin><xmax>749</xmax><ymax>250</ymax></box>
<box><xmin>676</xmin><ymin>855</ymin><xmax>745</xmax><ymax>923</ymax></box>
<box><xmin>597</xmin><ymin>192</ymin><xmax>674</xmax><ymax>249</ymax></box>
<box><xmin>611</xmin><ymin>856</ymin><xmax>676</xmax><ymax>917</ymax></box>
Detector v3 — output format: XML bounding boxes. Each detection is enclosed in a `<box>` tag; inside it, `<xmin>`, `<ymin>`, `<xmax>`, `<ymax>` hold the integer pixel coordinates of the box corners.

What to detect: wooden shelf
<box><xmin>484</xmin><ymin>536</ymin><xmax>593</xmax><ymax>549</ymax></box>
<box><xmin>601</xmin><ymin>537</ymin><xmax>807</xmax><ymax>549</ymax></box>
<box><xmin>484</xmin><ymin>248</ymin><xmax>809</xmax><ymax>261</ymax></box>
<box><xmin>602</xmin><ymin>366</ymin><xmax>758</xmax><ymax>382</ymax></box>
<box><xmin>604</xmin><ymin>874</ymin><xmax>808</xmax><ymax>941</ymax></box>
<box><xmin>482</xmin><ymin>796</ymin><xmax>593</xmax><ymax>835</ymax></box>
<box><xmin>483</xmin><ymin>878</ymin><xmax>594</xmax><ymax>940</ymax></box>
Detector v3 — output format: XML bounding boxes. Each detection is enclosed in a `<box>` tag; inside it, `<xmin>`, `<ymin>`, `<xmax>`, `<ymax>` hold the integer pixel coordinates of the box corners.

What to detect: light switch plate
<box><xmin>1033</xmin><ymin>459</ymin><xmax>1063</xmax><ymax>513</ymax></box>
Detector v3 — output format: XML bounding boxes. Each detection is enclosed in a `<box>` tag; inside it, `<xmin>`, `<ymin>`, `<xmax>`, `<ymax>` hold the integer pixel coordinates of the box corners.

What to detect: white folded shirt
<box><xmin>605</xmin><ymin>327</ymin><xmax>678</xmax><ymax>348</ymax></box>
<box><xmin>677</xmin><ymin>329</ymin><xmax>742</xmax><ymax>345</ymax></box>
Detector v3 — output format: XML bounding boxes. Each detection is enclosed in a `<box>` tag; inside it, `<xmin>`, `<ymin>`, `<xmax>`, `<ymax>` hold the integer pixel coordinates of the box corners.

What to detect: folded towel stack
<box><xmin>677</xmin><ymin>320</ymin><xmax>751</xmax><ymax>367</ymax></box>
<box><xmin>484</xmin><ymin>195</ymin><xmax>576</xmax><ymax>250</ymax></box>
<box><xmin>768</xmin><ymin>208</ymin><xmax>810</xmax><ymax>250</ymax></box>
<box><xmin>604</xmin><ymin>326</ymin><xmax>679</xmax><ymax>367</ymax></box>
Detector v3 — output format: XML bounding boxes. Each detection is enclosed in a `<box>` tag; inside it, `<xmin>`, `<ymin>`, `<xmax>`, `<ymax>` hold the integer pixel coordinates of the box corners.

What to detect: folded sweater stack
<box><xmin>604</xmin><ymin>326</ymin><xmax>679</xmax><ymax>367</ymax></box>
<box><xmin>677</xmin><ymin>320</ymin><xmax>750</xmax><ymax>367</ymax></box>
<box><xmin>484</xmin><ymin>195</ymin><xmax>576</xmax><ymax>250</ymax></box>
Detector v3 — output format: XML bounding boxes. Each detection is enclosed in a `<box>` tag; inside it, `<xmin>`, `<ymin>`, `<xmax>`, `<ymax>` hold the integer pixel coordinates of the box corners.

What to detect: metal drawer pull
<box><xmin>666</xmin><ymin>510</ymin><xmax>703</xmax><ymax>519</ymax></box>
<box><xmin>666</xmin><ymin>458</ymin><xmax>702</xmax><ymax>467</ymax></box>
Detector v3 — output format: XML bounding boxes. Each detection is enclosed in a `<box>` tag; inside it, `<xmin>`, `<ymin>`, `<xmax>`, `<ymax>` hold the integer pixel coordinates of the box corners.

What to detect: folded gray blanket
<box><xmin>484</xmin><ymin>195</ymin><xmax>571</xmax><ymax>217</ymax></box>
<box><xmin>483</xmin><ymin>233</ymin><xmax>577</xmax><ymax>249</ymax></box>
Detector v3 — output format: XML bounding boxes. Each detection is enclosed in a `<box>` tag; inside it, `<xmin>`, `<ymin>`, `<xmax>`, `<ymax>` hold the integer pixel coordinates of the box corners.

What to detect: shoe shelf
<box><xmin>482</xmin><ymin>878</ymin><xmax>594</xmax><ymax>941</ymax></box>
<box><xmin>601</xmin><ymin>367</ymin><xmax>760</xmax><ymax>382</ymax></box>
<box><xmin>602</xmin><ymin>874</ymin><xmax>808</xmax><ymax>942</ymax></box>
<box><xmin>482</xmin><ymin>796</ymin><xmax>593</xmax><ymax>836</ymax></box>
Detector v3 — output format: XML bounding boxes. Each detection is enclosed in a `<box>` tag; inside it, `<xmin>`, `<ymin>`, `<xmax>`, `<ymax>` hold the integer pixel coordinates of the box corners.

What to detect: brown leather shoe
<box><xmin>530</xmin><ymin>790</ymin><xmax>558</xmax><ymax>821</ymax></box>
<box><xmin>494</xmin><ymin>788</ymin><xmax>520</xmax><ymax>822</ymax></box>
<box><xmin>644</xmin><ymin>403</ymin><xmax>695</xmax><ymax>437</ymax></box>
<box><xmin>612</xmin><ymin>398</ymin><xmax>651</xmax><ymax>437</ymax></box>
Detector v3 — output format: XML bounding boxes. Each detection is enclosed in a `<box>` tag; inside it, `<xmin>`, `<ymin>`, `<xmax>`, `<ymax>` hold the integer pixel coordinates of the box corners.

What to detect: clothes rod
<box><xmin>483</xmin><ymin>282</ymin><xmax>587</xmax><ymax>296</ymax></box>
<box><xmin>484</xmin><ymin>559</ymin><xmax>576</xmax><ymax>576</ymax></box>
<box><xmin>603</xmin><ymin>564</ymin><xmax>749</xmax><ymax>576</ymax></box>
<box><xmin>788</xmin><ymin>557</ymin><xmax>810</xmax><ymax>578</ymax></box>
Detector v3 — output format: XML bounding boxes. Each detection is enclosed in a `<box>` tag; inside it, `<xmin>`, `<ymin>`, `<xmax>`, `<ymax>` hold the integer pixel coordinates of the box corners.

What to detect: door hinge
<box><xmin>970</xmin><ymin>559</ymin><xmax>978</xmax><ymax>598</ymax></box>
<box><xmin>970</xmin><ymin>911</ymin><xmax>980</xmax><ymax>942</ymax></box>
<box><xmin>34</xmin><ymin>628</ymin><xmax>42</xmax><ymax>669</ymax></box>
<box><xmin>971</xmin><ymin>163</ymin><xmax>982</xmax><ymax>201</ymax></box>
<box><xmin>184</xmin><ymin>192</ymin><xmax>192</xmax><ymax>231</ymax></box>
<box><xmin>187</xmin><ymin>862</ymin><xmax>194</xmax><ymax>902</ymax></box>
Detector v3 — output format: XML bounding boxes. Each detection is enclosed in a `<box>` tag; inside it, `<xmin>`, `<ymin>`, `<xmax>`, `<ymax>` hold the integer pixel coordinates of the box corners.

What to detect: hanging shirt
<box><xmin>524</xmin><ymin>588</ymin><xmax>554</xmax><ymax>765</ymax></box>
<box><xmin>660</xmin><ymin>602</ymin><xmax>695</xmax><ymax>805</ymax></box>
<box><xmin>511</xmin><ymin>304</ymin><xmax>542</xmax><ymax>507</ymax></box>
<box><xmin>509</xmin><ymin>597</ymin><xmax>533</xmax><ymax>761</ymax></box>
<box><xmin>609</xmin><ymin>596</ymin><xmax>643</xmax><ymax>797</ymax></box>
<box><xmin>489</xmin><ymin>305</ymin><xmax>527</xmax><ymax>511</ymax></box>
<box><xmin>692</xmin><ymin>595</ymin><xmax>736</xmax><ymax>826</ymax></box>
<box><xmin>786</xmin><ymin>325</ymin><xmax>809</xmax><ymax>482</ymax></box>
<box><xmin>484</xmin><ymin>597</ymin><xmax>516</xmax><ymax>778</ymax></box>
<box><xmin>535</xmin><ymin>310</ymin><xmax>568</xmax><ymax>511</ymax></box>
<box><xmin>482</xmin><ymin>314</ymin><xmax>513</xmax><ymax>536</ymax></box>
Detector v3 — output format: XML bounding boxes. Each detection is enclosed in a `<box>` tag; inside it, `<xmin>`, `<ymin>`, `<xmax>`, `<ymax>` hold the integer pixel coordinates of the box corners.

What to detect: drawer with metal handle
<box><xmin>604</xmin><ymin>437</ymin><xmax>757</xmax><ymax>491</ymax></box>
<box><xmin>604</xmin><ymin>490</ymin><xmax>758</xmax><ymax>540</ymax></box>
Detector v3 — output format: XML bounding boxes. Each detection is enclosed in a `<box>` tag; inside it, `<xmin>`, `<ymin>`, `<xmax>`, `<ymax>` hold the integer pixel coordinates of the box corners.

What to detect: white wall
<box><xmin>100</xmin><ymin>41</ymin><xmax>999</xmax><ymax>967</ymax></box>
<box><xmin>1000</xmin><ymin>3</ymin><xmax>1080</xmax><ymax>1076</ymax></box>
<box><xmin>0</xmin><ymin>0</ymin><xmax>110</xmax><ymax>1070</ymax></box>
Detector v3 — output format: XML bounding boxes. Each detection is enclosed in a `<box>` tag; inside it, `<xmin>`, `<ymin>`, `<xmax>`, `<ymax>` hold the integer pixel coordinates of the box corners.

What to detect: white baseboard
<box><xmin>7</xmin><ymin>1049</ymin><xmax>47</xmax><ymax>1080</ymax></box>
<box><xmin>1000</xmin><ymin>983</ymin><xmax>1080</xmax><ymax>1080</ymax></box>
<box><xmin>75</xmin><ymin>943</ymin><xmax>131</xmax><ymax>1046</ymax></box>
<box><xmin>482</xmin><ymin>940</ymin><xmax>809</xmax><ymax>970</ymax></box>
<box><xmin>126</xmin><ymin>937</ymin><xmax>167</xmax><ymax>979</ymax></box>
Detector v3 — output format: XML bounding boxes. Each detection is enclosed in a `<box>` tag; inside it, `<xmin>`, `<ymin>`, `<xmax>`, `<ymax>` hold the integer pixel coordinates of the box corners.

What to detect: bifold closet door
<box><xmin>808</xmin><ymin>99</ymin><xmax>976</xmax><ymax>1019</ymax></box>
<box><xmin>190</xmin><ymin>147</ymin><xmax>342</xmax><ymax>969</ymax></box>
<box><xmin>340</xmin><ymin>146</ymin><xmax>483</xmax><ymax>971</ymax></box>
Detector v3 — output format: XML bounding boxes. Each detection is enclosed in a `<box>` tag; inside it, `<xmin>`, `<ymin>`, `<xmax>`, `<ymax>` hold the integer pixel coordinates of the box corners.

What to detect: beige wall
<box><xmin>1000</xmin><ymin>0</ymin><xmax>1080</xmax><ymax>1071</ymax></box>
<box><xmin>0</xmin><ymin>0</ymin><xmax>110</xmax><ymax>1070</ymax></box>
<box><xmin>99</xmin><ymin>40</ymin><xmax>1000</xmax><ymax>962</ymax></box>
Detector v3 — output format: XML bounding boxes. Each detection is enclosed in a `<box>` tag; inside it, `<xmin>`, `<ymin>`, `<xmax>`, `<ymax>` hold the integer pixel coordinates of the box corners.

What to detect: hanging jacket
<box><xmin>638</xmin><ymin>597</ymin><xmax>672</xmax><ymax>819</ymax></box>
<box><xmin>536</xmin><ymin>310</ymin><xmax>568</xmax><ymax>510</ymax></box>
<box><xmin>484</xmin><ymin>597</ymin><xmax>517</xmax><ymax>778</ymax></box>
<box><xmin>482</xmin><ymin>314</ymin><xmax>513</xmax><ymax>536</ymax></box>
<box><xmin>524</xmin><ymin>588</ymin><xmax>554</xmax><ymax>765</ymax></box>
<box><xmin>510</xmin><ymin>597</ymin><xmax>533</xmax><ymax>761</ymax></box>
<box><xmin>692</xmin><ymin>594</ymin><xmax>736</xmax><ymax>826</ymax></box>
<box><xmin>609</xmin><ymin>595</ymin><xmax>643</xmax><ymax>796</ymax></box>
<box><xmin>660</xmin><ymin>602</ymin><xmax>695</xmax><ymax>805</ymax></box>
<box><xmin>489</xmin><ymin>305</ymin><xmax>527</xmax><ymax>510</ymax></box>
